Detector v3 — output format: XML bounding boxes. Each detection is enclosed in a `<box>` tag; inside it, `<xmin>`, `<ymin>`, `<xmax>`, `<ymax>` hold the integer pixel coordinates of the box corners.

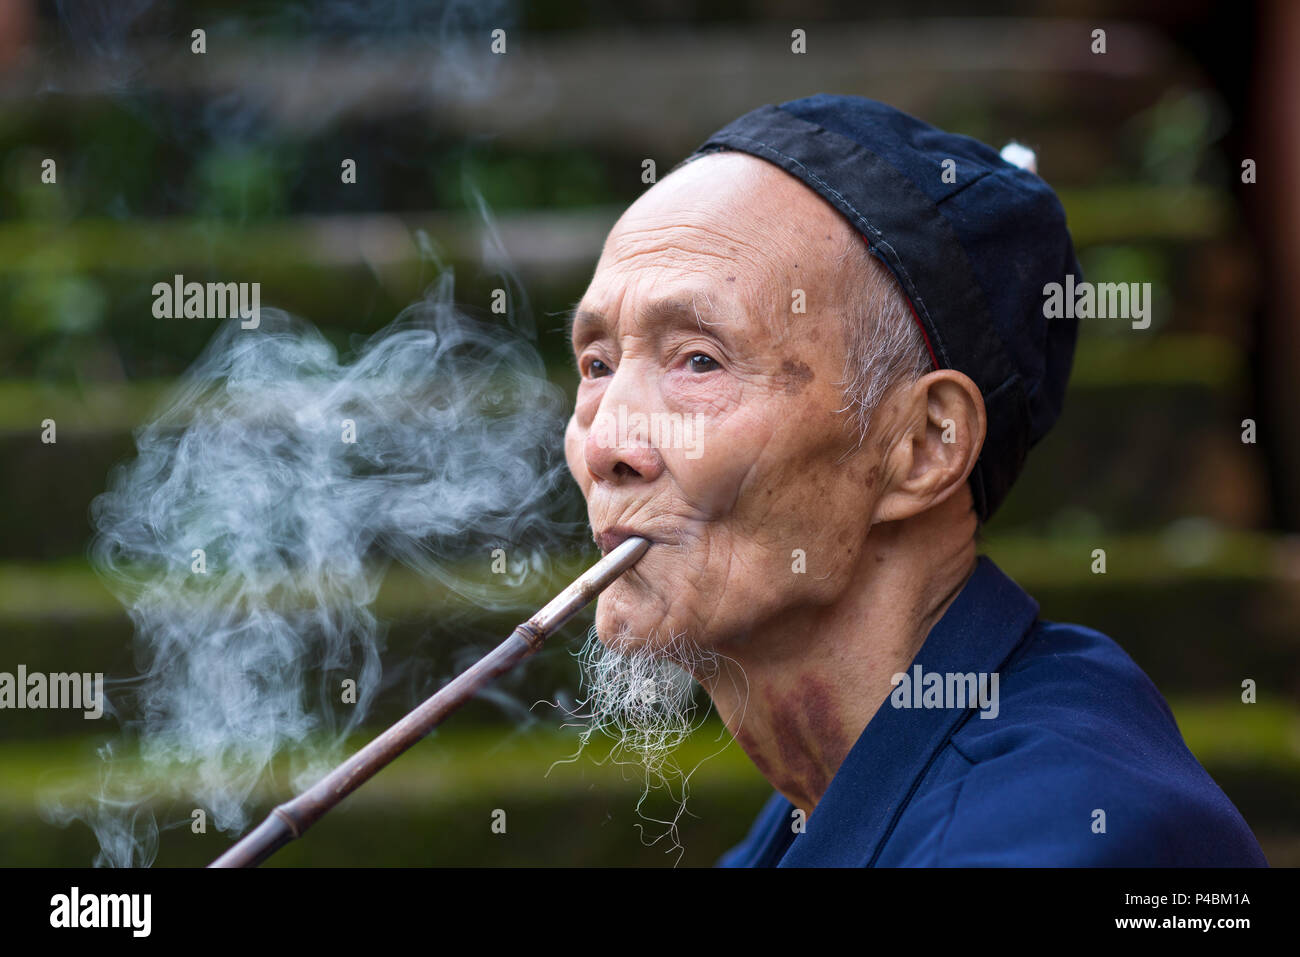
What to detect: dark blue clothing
<box><xmin>718</xmin><ymin>557</ymin><xmax>1267</xmax><ymax>867</ymax></box>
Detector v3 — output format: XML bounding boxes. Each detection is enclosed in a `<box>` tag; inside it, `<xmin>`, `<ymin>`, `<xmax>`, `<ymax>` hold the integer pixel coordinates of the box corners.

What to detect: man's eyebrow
<box><xmin>646</xmin><ymin>296</ymin><xmax>735</xmax><ymax>331</ymax></box>
<box><xmin>566</xmin><ymin>308</ymin><xmax>607</xmax><ymax>356</ymax></box>
<box><xmin>567</xmin><ymin>297</ymin><xmax>737</xmax><ymax>348</ymax></box>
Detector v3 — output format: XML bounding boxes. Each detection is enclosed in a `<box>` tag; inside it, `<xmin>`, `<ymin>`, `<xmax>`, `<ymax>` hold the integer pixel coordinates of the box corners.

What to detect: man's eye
<box><xmin>585</xmin><ymin>358</ymin><xmax>612</xmax><ymax>378</ymax></box>
<box><xmin>688</xmin><ymin>353</ymin><xmax>720</xmax><ymax>373</ymax></box>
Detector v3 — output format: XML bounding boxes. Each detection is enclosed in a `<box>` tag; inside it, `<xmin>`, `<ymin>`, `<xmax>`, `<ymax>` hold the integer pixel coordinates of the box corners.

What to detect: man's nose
<box><xmin>583</xmin><ymin>375</ymin><xmax>665</xmax><ymax>484</ymax></box>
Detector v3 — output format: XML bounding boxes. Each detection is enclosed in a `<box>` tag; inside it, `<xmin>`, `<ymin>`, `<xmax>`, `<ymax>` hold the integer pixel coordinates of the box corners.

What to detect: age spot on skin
<box><xmin>780</xmin><ymin>358</ymin><xmax>815</xmax><ymax>394</ymax></box>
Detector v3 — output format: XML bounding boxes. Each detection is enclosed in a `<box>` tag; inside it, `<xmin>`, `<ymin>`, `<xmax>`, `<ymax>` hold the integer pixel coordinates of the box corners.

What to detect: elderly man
<box><xmin>562</xmin><ymin>95</ymin><xmax>1266</xmax><ymax>866</ymax></box>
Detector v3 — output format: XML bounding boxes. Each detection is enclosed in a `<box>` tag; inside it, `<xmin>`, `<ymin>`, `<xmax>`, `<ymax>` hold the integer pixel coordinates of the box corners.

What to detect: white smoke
<box><xmin>41</xmin><ymin>271</ymin><xmax>573</xmax><ymax>866</ymax></box>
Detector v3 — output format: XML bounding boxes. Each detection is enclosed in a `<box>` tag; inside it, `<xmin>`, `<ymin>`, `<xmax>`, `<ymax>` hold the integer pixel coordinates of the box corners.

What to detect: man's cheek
<box><xmin>662</xmin><ymin>431</ymin><xmax>767</xmax><ymax>518</ymax></box>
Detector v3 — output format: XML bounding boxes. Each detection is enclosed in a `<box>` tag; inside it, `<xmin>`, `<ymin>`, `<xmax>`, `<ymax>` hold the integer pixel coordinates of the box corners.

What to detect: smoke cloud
<box><xmin>41</xmin><ymin>272</ymin><xmax>573</xmax><ymax>866</ymax></box>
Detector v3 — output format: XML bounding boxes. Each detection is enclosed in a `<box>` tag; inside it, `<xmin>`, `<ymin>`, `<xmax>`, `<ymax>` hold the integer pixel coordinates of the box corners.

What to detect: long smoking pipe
<box><xmin>209</xmin><ymin>535</ymin><xmax>651</xmax><ymax>868</ymax></box>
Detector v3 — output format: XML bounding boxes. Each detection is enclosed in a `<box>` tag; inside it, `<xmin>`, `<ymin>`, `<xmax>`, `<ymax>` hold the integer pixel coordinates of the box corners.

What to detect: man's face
<box><xmin>564</xmin><ymin>152</ymin><xmax>884</xmax><ymax>654</ymax></box>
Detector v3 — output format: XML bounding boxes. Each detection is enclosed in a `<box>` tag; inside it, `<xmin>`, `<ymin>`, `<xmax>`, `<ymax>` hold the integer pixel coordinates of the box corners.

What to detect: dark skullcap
<box><xmin>677</xmin><ymin>94</ymin><xmax>1082</xmax><ymax>522</ymax></box>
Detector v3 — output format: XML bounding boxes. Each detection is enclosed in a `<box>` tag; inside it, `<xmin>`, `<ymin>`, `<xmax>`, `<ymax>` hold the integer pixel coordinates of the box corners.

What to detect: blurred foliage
<box><xmin>192</xmin><ymin>145</ymin><xmax>292</xmax><ymax>222</ymax></box>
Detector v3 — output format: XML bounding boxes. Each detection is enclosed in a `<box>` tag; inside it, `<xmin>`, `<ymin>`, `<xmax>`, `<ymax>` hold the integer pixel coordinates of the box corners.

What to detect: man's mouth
<box><xmin>595</xmin><ymin>526</ymin><xmax>653</xmax><ymax>555</ymax></box>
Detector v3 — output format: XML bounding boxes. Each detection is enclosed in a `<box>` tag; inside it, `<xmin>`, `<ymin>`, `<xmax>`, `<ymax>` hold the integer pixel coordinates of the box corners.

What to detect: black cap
<box><xmin>680</xmin><ymin>94</ymin><xmax>1082</xmax><ymax>522</ymax></box>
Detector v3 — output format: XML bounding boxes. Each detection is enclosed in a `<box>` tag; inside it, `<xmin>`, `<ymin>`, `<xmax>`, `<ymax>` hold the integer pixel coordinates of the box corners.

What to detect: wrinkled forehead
<box><xmin>599</xmin><ymin>150</ymin><xmax>846</xmax><ymax>267</ymax></box>
<box><xmin>580</xmin><ymin>151</ymin><xmax>857</xmax><ymax>344</ymax></box>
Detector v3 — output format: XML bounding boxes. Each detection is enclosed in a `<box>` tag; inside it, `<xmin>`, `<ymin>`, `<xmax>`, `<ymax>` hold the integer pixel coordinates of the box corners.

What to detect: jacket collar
<box><xmin>766</xmin><ymin>555</ymin><xmax>1040</xmax><ymax>866</ymax></box>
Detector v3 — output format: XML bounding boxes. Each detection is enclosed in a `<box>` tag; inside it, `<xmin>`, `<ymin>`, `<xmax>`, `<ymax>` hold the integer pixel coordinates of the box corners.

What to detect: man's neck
<box><xmin>699</xmin><ymin>498</ymin><xmax>978</xmax><ymax>816</ymax></box>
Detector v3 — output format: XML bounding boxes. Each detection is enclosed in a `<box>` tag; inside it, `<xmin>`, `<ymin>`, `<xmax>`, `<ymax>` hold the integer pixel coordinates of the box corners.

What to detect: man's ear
<box><xmin>870</xmin><ymin>370</ymin><xmax>986</xmax><ymax>525</ymax></box>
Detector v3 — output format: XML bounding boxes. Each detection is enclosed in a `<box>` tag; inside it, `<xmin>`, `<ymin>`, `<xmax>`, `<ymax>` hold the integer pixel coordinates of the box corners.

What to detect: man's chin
<box><xmin>570</xmin><ymin>623</ymin><xmax>709</xmax><ymax>768</ymax></box>
<box><xmin>595</xmin><ymin>591</ymin><xmax>676</xmax><ymax>655</ymax></box>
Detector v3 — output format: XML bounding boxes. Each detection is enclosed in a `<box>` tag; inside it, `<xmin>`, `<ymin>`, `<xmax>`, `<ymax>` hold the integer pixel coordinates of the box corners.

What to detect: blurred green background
<box><xmin>0</xmin><ymin>0</ymin><xmax>1297</xmax><ymax>866</ymax></box>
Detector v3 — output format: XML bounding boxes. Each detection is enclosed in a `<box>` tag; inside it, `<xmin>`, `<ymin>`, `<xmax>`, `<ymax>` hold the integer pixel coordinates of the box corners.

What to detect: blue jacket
<box><xmin>718</xmin><ymin>556</ymin><xmax>1268</xmax><ymax>866</ymax></box>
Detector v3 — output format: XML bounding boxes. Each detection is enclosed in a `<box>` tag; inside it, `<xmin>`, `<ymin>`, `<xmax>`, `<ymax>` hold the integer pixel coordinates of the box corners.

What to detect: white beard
<box><xmin>559</xmin><ymin>623</ymin><xmax>727</xmax><ymax>857</ymax></box>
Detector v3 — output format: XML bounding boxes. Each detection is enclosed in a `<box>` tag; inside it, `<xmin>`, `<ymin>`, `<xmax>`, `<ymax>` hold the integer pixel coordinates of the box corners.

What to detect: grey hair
<box><xmin>836</xmin><ymin>238</ymin><xmax>934</xmax><ymax>450</ymax></box>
